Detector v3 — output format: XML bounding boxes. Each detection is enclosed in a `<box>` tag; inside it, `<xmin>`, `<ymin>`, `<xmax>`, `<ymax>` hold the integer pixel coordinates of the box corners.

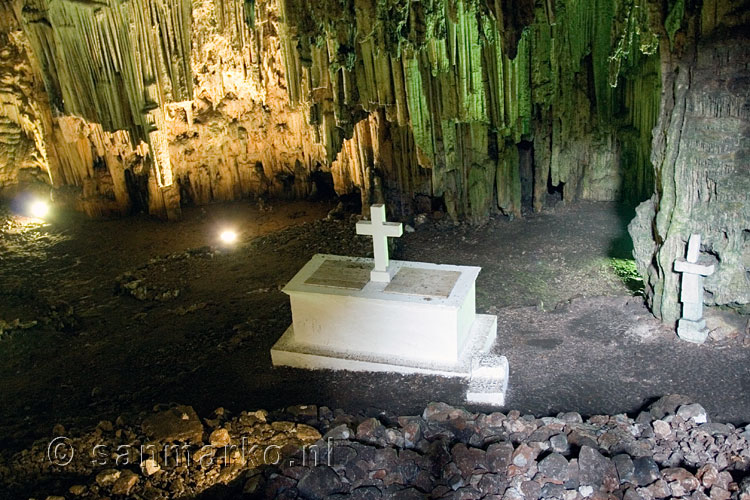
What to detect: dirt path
<box><xmin>0</xmin><ymin>200</ymin><xmax>747</xmax><ymax>456</ymax></box>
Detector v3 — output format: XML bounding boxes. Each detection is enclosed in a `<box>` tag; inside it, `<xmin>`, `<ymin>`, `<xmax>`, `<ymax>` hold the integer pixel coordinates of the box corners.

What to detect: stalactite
<box><xmin>17</xmin><ymin>0</ymin><xmax>194</xmax><ymax>217</ymax></box>
<box><xmin>5</xmin><ymin>0</ymin><xmax>666</xmax><ymax>223</ymax></box>
<box><xmin>21</xmin><ymin>0</ymin><xmax>192</xmax><ymax>138</ymax></box>
<box><xmin>47</xmin><ymin>116</ymin><xmax>147</xmax><ymax>217</ymax></box>
<box><xmin>8</xmin><ymin>0</ymin><xmax>329</xmax><ymax>217</ymax></box>
<box><xmin>0</xmin><ymin>5</ymin><xmax>54</xmax><ymax>191</ymax></box>
<box><xmin>278</xmin><ymin>0</ymin><xmax>661</xmax><ymax>222</ymax></box>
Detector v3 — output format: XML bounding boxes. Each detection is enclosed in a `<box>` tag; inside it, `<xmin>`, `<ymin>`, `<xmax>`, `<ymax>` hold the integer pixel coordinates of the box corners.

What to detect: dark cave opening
<box><xmin>546</xmin><ymin>176</ymin><xmax>564</xmax><ymax>206</ymax></box>
<box><xmin>309</xmin><ymin>166</ymin><xmax>336</xmax><ymax>201</ymax></box>
<box><xmin>518</xmin><ymin>140</ymin><xmax>534</xmax><ymax>211</ymax></box>
<box><xmin>124</xmin><ymin>168</ymin><xmax>147</xmax><ymax>215</ymax></box>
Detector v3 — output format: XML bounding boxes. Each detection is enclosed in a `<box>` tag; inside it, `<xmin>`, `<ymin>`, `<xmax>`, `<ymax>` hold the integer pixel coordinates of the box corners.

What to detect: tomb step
<box><xmin>272</xmin><ymin>314</ymin><xmax>509</xmax><ymax>406</ymax></box>
<box><xmin>466</xmin><ymin>354</ymin><xmax>509</xmax><ymax>406</ymax></box>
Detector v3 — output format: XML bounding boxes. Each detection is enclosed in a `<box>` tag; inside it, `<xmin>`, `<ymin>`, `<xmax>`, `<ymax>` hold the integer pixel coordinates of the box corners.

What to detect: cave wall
<box><xmin>1</xmin><ymin>0</ymin><xmax>661</xmax><ymax>222</ymax></box>
<box><xmin>0</xmin><ymin>2</ymin><xmax>53</xmax><ymax>193</ymax></box>
<box><xmin>277</xmin><ymin>0</ymin><xmax>661</xmax><ymax>221</ymax></box>
<box><xmin>18</xmin><ymin>0</ymin><xmax>194</xmax><ymax>219</ymax></box>
<box><xmin>629</xmin><ymin>0</ymin><xmax>750</xmax><ymax>321</ymax></box>
<box><xmin>166</xmin><ymin>0</ymin><xmax>326</xmax><ymax>207</ymax></box>
<box><xmin>2</xmin><ymin>0</ymin><xmax>747</xmax><ymax>321</ymax></box>
<box><xmin>1</xmin><ymin>0</ymin><xmax>327</xmax><ymax>218</ymax></box>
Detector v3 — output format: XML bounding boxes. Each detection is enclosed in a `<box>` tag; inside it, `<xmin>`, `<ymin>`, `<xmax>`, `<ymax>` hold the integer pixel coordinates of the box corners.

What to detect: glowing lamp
<box><xmin>29</xmin><ymin>200</ymin><xmax>50</xmax><ymax>219</ymax></box>
<box><xmin>219</xmin><ymin>230</ymin><xmax>238</xmax><ymax>245</ymax></box>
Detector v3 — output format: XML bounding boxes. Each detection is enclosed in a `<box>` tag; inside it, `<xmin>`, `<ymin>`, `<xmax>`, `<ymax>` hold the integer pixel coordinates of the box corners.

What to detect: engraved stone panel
<box><xmin>304</xmin><ymin>259</ymin><xmax>371</xmax><ymax>290</ymax></box>
<box><xmin>384</xmin><ymin>267</ymin><xmax>461</xmax><ymax>298</ymax></box>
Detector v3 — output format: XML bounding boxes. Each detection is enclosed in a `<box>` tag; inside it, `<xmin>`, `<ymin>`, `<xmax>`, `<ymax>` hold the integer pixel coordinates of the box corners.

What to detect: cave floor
<box><xmin>0</xmin><ymin>200</ymin><xmax>748</xmax><ymax>454</ymax></box>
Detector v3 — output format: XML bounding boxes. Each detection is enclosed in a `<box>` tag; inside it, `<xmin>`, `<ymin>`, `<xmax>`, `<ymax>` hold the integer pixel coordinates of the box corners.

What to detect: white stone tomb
<box><xmin>271</xmin><ymin>204</ymin><xmax>508</xmax><ymax>405</ymax></box>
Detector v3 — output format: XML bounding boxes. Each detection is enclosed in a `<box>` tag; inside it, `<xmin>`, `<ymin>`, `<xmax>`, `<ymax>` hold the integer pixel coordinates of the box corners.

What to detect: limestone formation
<box><xmin>1</xmin><ymin>0</ymin><xmax>666</xmax><ymax>223</ymax></box>
<box><xmin>629</xmin><ymin>1</ymin><xmax>750</xmax><ymax>322</ymax></box>
<box><xmin>278</xmin><ymin>0</ymin><xmax>661</xmax><ymax>221</ymax></box>
<box><xmin>0</xmin><ymin>0</ymin><xmax>746</xmax><ymax>314</ymax></box>
<box><xmin>2</xmin><ymin>0</ymin><xmax>328</xmax><ymax>218</ymax></box>
<box><xmin>0</xmin><ymin>3</ymin><xmax>53</xmax><ymax>192</ymax></box>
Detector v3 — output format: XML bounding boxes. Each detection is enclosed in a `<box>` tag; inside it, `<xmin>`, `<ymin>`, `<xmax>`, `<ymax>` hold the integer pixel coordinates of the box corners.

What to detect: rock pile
<box><xmin>263</xmin><ymin>399</ymin><xmax>749</xmax><ymax>500</ymax></box>
<box><xmin>1</xmin><ymin>397</ymin><xmax>748</xmax><ymax>499</ymax></box>
<box><xmin>1</xmin><ymin>404</ymin><xmax>322</xmax><ymax>500</ymax></box>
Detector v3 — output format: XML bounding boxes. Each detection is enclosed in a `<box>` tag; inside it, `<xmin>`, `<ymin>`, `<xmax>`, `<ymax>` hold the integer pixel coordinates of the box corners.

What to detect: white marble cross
<box><xmin>356</xmin><ymin>204</ymin><xmax>403</xmax><ymax>282</ymax></box>
<box><xmin>674</xmin><ymin>234</ymin><xmax>715</xmax><ymax>343</ymax></box>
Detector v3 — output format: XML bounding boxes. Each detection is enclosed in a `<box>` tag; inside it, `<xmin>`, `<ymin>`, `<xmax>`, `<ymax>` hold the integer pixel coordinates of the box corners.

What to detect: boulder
<box><xmin>142</xmin><ymin>405</ymin><xmax>204</xmax><ymax>443</ymax></box>
<box><xmin>297</xmin><ymin>465</ymin><xmax>347</xmax><ymax>499</ymax></box>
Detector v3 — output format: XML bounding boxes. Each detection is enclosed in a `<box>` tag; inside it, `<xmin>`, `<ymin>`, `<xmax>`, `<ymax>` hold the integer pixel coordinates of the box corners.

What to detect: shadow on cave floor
<box><xmin>604</xmin><ymin>202</ymin><xmax>646</xmax><ymax>295</ymax></box>
<box><xmin>606</xmin><ymin>202</ymin><xmax>638</xmax><ymax>260</ymax></box>
<box><xmin>0</xmin><ymin>199</ymin><xmax>747</xmax><ymax>460</ymax></box>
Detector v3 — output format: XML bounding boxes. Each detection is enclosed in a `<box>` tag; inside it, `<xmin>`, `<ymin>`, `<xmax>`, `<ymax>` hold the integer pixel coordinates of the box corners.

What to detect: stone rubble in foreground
<box><xmin>2</xmin><ymin>396</ymin><xmax>749</xmax><ymax>500</ymax></box>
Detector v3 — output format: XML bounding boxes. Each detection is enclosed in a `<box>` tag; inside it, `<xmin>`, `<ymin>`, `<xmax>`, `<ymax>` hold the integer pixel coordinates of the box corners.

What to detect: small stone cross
<box><xmin>674</xmin><ymin>234</ymin><xmax>715</xmax><ymax>343</ymax></box>
<box><xmin>356</xmin><ymin>204</ymin><xmax>403</xmax><ymax>283</ymax></box>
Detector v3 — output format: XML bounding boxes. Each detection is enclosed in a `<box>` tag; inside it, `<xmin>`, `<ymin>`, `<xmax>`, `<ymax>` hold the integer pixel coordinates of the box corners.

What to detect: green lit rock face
<box><xmin>278</xmin><ymin>0</ymin><xmax>660</xmax><ymax>221</ymax></box>
<box><xmin>8</xmin><ymin>0</ymin><xmax>663</xmax><ymax>223</ymax></box>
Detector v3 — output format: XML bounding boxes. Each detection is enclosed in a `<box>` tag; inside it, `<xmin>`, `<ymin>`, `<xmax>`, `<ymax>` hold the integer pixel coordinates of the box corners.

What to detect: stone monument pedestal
<box><xmin>271</xmin><ymin>254</ymin><xmax>508</xmax><ymax>405</ymax></box>
<box><xmin>677</xmin><ymin>317</ymin><xmax>708</xmax><ymax>343</ymax></box>
<box><xmin>674</xmin><ymin>234</ymin><xmax>715</xmax><ymax>344</ymax></box>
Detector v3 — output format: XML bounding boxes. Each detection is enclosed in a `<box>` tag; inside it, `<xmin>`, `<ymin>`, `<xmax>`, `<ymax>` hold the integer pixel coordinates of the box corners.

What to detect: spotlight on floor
<box><xmin>29</xmin><ymin>199</ymin><xmax>50</xmax><ymax>219</ymax></box>
<box><xmin>219</xmin><ymin>229</ymin><xmax>238</xmax><ymax>245</ymax></box>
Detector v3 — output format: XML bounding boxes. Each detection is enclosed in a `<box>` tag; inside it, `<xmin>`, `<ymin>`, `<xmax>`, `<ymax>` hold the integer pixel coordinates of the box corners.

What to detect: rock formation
<box><xmin>629</xmin><ymin>0</ymin><xmax>750</xmax><ymax>321</ymax></box>
<box><xmin>277</xmin><ymin>0</ymin><xmax>661</xmax><ymax>221</ymax></box>
<box><xmin>3</xmin><ymin>399</ymin><xmax>750</xmax><ymax>499</ymax></box>
<box><xmin>0</xmin><ymin>2</ymin><xmax>53</xmax><ymax>193</ymax></box>
<box><xmin>1</xmin><ymin>0</ymin><xmax>664</xmax><ymax>222</ymax></box>
<box><xmin>2</xmin><ymin>0</ymin><xmax>327</xmax><ymax>218</ymax></box>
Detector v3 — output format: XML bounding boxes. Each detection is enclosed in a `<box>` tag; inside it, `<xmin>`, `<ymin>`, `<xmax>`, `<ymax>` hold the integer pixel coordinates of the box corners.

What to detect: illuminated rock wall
<box><xmin>1</xmin><ymin>0</ymin><xmax>663</xmax><ymax>221</ymax></box>
<box><xmin>3</xmin><ymin>0</ymin><xmax>744</xmax><ymax>251</ymax></box>
<box><xmin>2</xmin><ymin>0</ymin><xmax>326</xmax><ymax>219</ymax></box>
<box><xmin>629</xmin><ymin>0</ymin><xmax>750</xmax><ymax>320</ymax></box>
<box><xmin>278</xmin><ymin>0</ymin><xmax>661</xmax><ymax>222</ymax></box>
<box><xmin>0</xmin><ymin>3</ymin><xmax>52</xmax><ymax>192</ymax></box>
<box><xmin>165</xmin><ymin>0</ymin><xmax>326</xmax><ymax>207</ymax></box>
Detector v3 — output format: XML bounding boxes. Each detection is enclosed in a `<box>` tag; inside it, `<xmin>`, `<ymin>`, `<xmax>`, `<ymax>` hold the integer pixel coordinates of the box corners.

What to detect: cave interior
<box><xmin>0</xmin><ymin>0</ymin><xmax>748</xmax><ymax>498</ymax></box>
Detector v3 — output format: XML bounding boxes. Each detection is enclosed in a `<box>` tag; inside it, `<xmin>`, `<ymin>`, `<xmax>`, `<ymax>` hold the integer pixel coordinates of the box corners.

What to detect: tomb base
<box><xmin>677</xmin><ymin>318</ymin><xmax>708</xmax><ymax>344</ymax></box>
<box><xmin>270</xmin><ymin>254</ymin><xmax>509</xmax><ymax>405</ymax></box>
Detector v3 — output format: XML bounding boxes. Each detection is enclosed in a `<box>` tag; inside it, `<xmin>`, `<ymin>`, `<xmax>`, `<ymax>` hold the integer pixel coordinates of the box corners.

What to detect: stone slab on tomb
<box><xmin>384</xmin><ymin>267</ymin><xmax>461</xmax><ymax>299</ymax></box>
<box><xmin>271</xmin><ymin>253</ymin><xmax>508</xmax><ymax>404</ymax></box>
<box><xmin>283</xmin><ymin>254</ymin><xmax>479</xmax><ymax>308</ymax></box>
<box><xmin>304</xmin><ymin>258</ymin><xmax>371</xmax><ymax>290</ymax></box>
